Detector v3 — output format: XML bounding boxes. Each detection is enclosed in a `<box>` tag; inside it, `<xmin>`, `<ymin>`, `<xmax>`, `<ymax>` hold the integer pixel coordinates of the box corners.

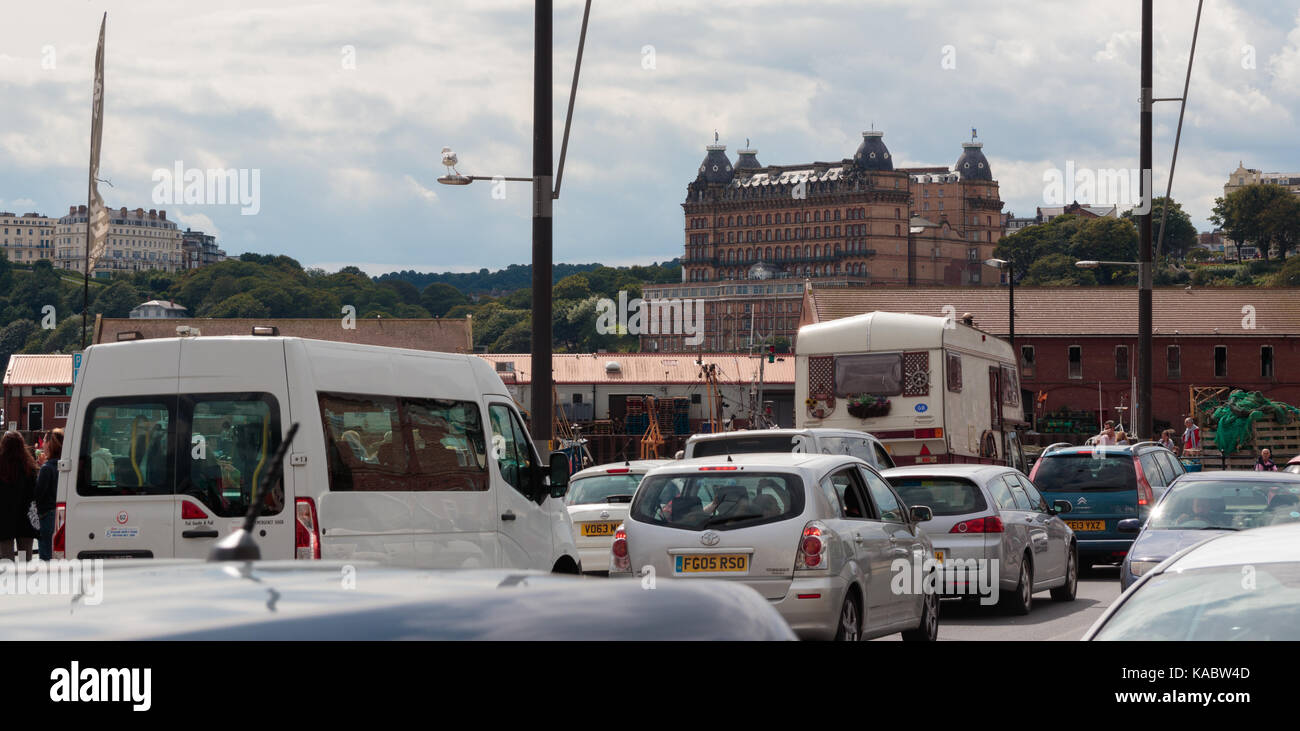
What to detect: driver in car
<box><xmin>1174</xmin><ymin>497</ymin><xmax>1226</xmax><ymax>526</ymax></box>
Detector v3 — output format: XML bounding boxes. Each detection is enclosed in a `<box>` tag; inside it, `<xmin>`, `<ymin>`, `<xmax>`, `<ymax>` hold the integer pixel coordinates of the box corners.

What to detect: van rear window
<box><xmin>78</xmin><ymin>397</ymin><xmax>175</xmax><ymax>497</ymax></box>
<box><xmin>319</xmin><ymin>392</ymin><xmax>488</xmax><ymax>492</ymax></box>
<box><xmin>1033</xmin><ymin>454</ymin><xmax>1137</xmax><ymax>492</ymax></box>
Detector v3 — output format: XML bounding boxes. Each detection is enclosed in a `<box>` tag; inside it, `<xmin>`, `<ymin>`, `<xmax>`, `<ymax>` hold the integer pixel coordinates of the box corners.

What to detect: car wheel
<box><xmin>833</xmin><ymin>593</ymin><xmax>861</xmax><ymax>642</ymax></box>
<box><xmin>1000</xmin><ymin>558</ymin><xmax>1032</xmax><ymax>616</ymax></box>
<box><xmin>1051</xmin><ymin>545</ymin><xmax>1078</xmax><ymax>601</ymax></box>
<box><xmin>902</xmin><ymin>588</ymin><xmax>939</xmax><ymax>641</ymax></box>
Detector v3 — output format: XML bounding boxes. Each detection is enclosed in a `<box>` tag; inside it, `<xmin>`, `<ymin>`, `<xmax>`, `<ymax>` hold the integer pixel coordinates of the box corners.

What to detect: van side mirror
<box><xmin>547</xmin><ymin>452</ymin><xmax>570</xmax><ymax>498</ymax></box>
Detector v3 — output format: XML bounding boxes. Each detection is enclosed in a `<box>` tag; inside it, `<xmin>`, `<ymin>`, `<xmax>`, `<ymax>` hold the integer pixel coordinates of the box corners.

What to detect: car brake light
<box><xmin>181</xmin><ymin>500</ymin><xmax>208</xmax><ymax>520</ymax></box>
<box><xmin>611</xmin><ymin>527</ymin><xmax>630</xmax><ymax>571</ymax></box>
<box><xmin>950</xmin><ymin>516</ymin><xmax>1004</xmax><ymax>533</ymax></box>
<box><xmin>53</xmin><ymin>503</ymin><xmax>66</xmax><ymax>559</ymax></box>
<box><xmin>1133</xmin><ymin>458</ymin><xmax>1154</xmax><ymax>506</ymax></box>
<box><xmin>606</xmin><ymin>468</ymin><xmax>630</xmax><ymax>473</ymax></box>
<box><xmin>295</xmin><ymin>497</ymin><xmax>320</xmax><ymax>560</ymax></box>
<box><xmin>796</xmin><ymin>521</ymin><xmax>827</xmax><ymax>570</ymax></box>
<box><xmin>698</xmin><ymin>465</ymin><xmax>739</xmax><ymax>471</ymax></box>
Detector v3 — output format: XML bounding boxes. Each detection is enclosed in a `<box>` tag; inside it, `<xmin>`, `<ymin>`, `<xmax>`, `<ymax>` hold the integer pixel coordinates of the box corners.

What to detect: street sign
<box><xmin>73</xmin><ymin>352</ymin><xmax>82</xmax><ymax>384</ymax></box>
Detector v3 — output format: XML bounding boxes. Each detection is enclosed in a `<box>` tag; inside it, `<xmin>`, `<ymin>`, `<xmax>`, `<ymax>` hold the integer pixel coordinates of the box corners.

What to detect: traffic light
<box><xmin>767</xmin><ymin>345</ymin><xmax>776</xmax><ymax>363</ymax></box>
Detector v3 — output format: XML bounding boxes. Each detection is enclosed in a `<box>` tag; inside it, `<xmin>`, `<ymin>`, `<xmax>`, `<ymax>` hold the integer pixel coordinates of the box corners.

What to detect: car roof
<box><xmin>881</xmin><ymin>464</ymin><xmax>1016</xmax><ymax>481</ymax></box>
<box><xmin>649</xmin><ymin>452</ymin><xmax>868</xmax><ymax>473</ymax></box>
<box><xmin>1042</xmin><ymin>445</ymin><xmax>1137</xmax><ymax>456</ymax></box>
<box><xmin>0</xmin><ymin>560</ymin><xmax>796</xmax><ymax>641</ymax></box>
<box><xmin>1161</xmin><ymin>522</ymin><xmax>1300</xmax><ymax>572</ymax></box>
<box><xmin>686</xmin><ymin>428</ymin><xmax>876</xmax><ymax>443</ymax></box>
<box><xmin>570</xmin><ymin>460</ymin><xmax>669</xmax><ymax>480</ymax></box>
<box><xmin>1172</xmin><ymin>470</ymin><xmax>1300</xmax><ymax>483</ymax></box>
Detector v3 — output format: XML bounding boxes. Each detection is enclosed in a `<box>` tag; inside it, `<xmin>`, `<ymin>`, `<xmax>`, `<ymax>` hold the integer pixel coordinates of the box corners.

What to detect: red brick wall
<box><xmin>3</xmin><ymin>390</ymin><xmax>71</xmax><ymax>432</ymax></box>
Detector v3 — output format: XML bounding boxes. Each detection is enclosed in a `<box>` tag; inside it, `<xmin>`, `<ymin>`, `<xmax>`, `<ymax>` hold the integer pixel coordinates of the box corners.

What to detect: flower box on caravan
<box><xmin>795</xmin><ymin>312</ymin><xmax>1027</xmax><ymax>470</ymax></box>
<box><xmin>55</xmin><ymin>336</ymin><xmax>580</xmax><ymax>571</ymax></box>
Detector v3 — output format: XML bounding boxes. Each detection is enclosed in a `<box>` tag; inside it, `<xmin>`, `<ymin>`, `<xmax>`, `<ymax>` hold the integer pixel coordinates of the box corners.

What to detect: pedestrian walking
<box><xmin>1255</xmin><ymin>448</ymin><xmax>1279</xmax><ymax>472</ymax></box>
<box><xmin>34</xmin><ymin>429</ymin><xmax>62</xmax><ymax>560</ymax></box>
<box><xmin>1159</xmin><ymin>429</ymin><xmax>1178</xmax><ymax>453</ymax></box>
<box><xmin>0</xmin><ymin>430</ymin><xmax>39</xmax><ymax>561</ymax></box>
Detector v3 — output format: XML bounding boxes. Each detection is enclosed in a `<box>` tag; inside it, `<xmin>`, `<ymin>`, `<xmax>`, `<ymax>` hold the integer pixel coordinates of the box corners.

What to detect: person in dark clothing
<box><xmin>0</xmin><ymin>430</ymin><xmax>39</xmax><ymax>560</ymax></box>
<box><xmin>34</xmin><ymin>429</ymin><xmax>62</xmax><ymax>560</ymax></box>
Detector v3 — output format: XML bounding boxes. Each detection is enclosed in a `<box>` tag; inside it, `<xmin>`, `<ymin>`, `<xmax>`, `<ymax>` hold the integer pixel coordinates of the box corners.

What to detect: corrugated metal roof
<box><xmin>478</xmin><ymin>353</ymin><xmax>795</xmax><ymax>385</ymax></box>
<box><xmin>3</xmin><ymin>354</ymin><xmax>73</xmax><ymax>387</ymax></box>
<box><xmin>806</xmin><ymin>286</ymin><xmax>1300</xmax><ymax>337</ymax></box>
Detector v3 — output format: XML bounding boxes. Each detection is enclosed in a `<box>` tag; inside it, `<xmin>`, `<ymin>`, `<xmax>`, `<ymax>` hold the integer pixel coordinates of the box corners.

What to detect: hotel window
<box><xmin>1214</xmin><ymin>346</ymin><xmax>1228</xmax><ymax>378</ymax></box>
<box><xmin>1020</xmin><ymin>346</ymin><xmax>1035</xmax><ymax>378</ymax></box>
<box><xmin>1262</xmin><ymin>345</ymin><xmax>1275</xmax><ymax>378</ymax></box>
<box><xmin>1115</xmin><ymin>345</ymin><xmax>1129</xmax><ymax>379</ymax></box>
<box><xmin>1068</xmin><ymin>346</ymin><xmax>1082</xmax><ymax>380</ymax></box>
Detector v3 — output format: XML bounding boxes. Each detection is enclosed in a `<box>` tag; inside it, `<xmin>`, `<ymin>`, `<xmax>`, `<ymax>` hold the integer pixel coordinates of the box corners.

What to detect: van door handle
<box><xmin>501</xmin><ymin>511</ymin><xmax>516</xmax><ymax>521</ymax></box>
<box><xmin>853</xmin><ymin>534</ymin><xmax>864</xmax><ymax>544</ymax></box>
<box><xmin>182</xmin><ymin>529</ymin><xmax>219</xmax><ymax>539</ymax></box>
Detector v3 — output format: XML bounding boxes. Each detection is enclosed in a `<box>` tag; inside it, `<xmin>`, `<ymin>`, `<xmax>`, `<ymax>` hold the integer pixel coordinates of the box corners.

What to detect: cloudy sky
<box><xmin>2</xmin><ymin>0</ymin><xmax>1298</xmax><ymax>275</ymax></box>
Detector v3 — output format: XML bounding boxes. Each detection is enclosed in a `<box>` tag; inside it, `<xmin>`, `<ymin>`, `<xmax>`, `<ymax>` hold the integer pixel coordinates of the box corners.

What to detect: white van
<box><xmin>55</xmin><ymin>336</ymin><xmax>580</xmax><ymax>572</ymax></box>
<box><xmin>681</xmin><ymin>428</ymin><xmax>896</xmax><ymax>471</ymax></box>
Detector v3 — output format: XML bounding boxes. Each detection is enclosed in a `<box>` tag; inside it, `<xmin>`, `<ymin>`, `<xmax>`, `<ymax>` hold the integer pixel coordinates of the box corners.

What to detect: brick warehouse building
<box><xmin>3</xmin><ymin>354</ymin><xmax>73</xmax><ymax>432</ymax></box>
<box><xmin>798</xmin><ymin>286</ymin><xmax>1300</xmax><ymax>440</ymax></box>
<box><xmin>641</xmin><ymin>130</ymin><xmax>1006</xmax><ymax>351</ymax></box>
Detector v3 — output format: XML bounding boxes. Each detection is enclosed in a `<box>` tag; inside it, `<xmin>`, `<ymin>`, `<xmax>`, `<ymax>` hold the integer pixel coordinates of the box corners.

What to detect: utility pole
<box><xmin>531</xmin><ymin>0</ymin><xmax>554</xmax><ymax>453</ymax></box>
<box><xmin>1138</xmin><ymin>0</ymin><xmax>1154</xmax><ymax>440</ymax></box>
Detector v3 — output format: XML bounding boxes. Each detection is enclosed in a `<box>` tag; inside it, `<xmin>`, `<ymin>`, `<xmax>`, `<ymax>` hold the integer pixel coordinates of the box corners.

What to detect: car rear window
<box><xmin>690</xmin><ymin>435</ymin><xmax>802</xmax><ymax>458</ymax></box>
<box><xmin>566</xmin><ymin>474</ymin><xmax>642</xmax><ymax>505</ymax></box>
<box><xmin>888</xmin><ymin>477</ymin><xmax>988</xmax><ymax>516</ymax></box>
<box><xmin>1033</xmin><ymin>454</ymin><xmax>1137</xmax><ymax>492</ymax></box>
<box><xmin>630</xmin><ymin>472</ymin><xmax>804</xmax><ymax>531</ymax></box>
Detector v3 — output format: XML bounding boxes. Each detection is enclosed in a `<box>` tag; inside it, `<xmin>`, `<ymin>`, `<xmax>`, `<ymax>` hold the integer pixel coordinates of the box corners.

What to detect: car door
<box><xmin>859</xmin><ymin>465</ymin><xmax>925</xmax><ymax>627</ymax></box>
<box><xmin>1016</xmin><ymin>474</ymin><xmax>1066</xmax><ymax>584</ymax></box>
<box><xmin>488</xmin><ymin>402</ymin><xmax>552</xmax><ymax>570</ymax></box>
<box><xmin>1004</xmin><ymin>474</ymin><xmax>1053</xmax><ymax>585</ymax></box>
<box><xmin>995</xmin><ymin>474</ymin><xmax>1033</xmax><ymax>586</ymax></box>
<box><xmin>819</xmin><ymin>468</ymin><xmax>889</xmax><ymax>631</ymax></box>
<box><xmin>1138</xmin><ymin>452</ymin><xmax>1169</xmax><ymax>503</ymax></box>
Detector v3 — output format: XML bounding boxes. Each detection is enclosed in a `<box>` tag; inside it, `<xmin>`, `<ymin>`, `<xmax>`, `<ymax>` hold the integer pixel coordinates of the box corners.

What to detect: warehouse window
<box><xmin>1214</xmin><ymin>346</ymin><xmax>1228</xmax><ymax>378</ymax></box>
<box><xmin>1020</xmin><ymin>346</ymin><xmax>1035</xmax><ymax>379</ymax></box>
<box><xmin>1261</xmin><ymin>346</ymin><xmax>1274</xmax><ymax>379</ymax></box>
<box><xmin>1115</xmin><ymin>346</ymin><xmax>1129</xmax><ymax>380</ymax></box>
<box><xmin>1068</xmin><ymin>346</ymin><xmax>1082</xmax><ymax>380</ymax></box>
<box><xmin>1167</xmin><ymin>345</ymin><xmax>1181</xmax><ymax>378</ymax></box>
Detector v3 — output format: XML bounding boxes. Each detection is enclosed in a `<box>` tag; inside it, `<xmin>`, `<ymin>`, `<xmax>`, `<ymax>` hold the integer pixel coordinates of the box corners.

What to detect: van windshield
<box><xmin>691</xmin><ymin>435</ymin><xmax>801</xmax><ymax>458</ymax></box>
<box><xmin>1033</xmin><ymin>454</ymin><xmax>1137</xmax><ymax>492</ymax></box>
<box><xmin>630</xmin><ymin>472</ymin><xmax>804</xmax><ymax>531</ymax></box>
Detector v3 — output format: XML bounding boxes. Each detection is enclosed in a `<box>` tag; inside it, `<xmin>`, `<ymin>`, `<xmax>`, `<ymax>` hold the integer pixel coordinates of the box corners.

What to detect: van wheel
<box><xmin>1051</xmin><ymin>545</ymin><xmax>1078</xmax><ymax>602</ymax></box>
<box><xmin>902</xmin><ymin>589</ymin><xmax>939</xmax><ymax>641</ymax></box>
<box><xmin>1000</xmin><ymin>557</ymin><xmax>1032</xmax><ymax>616</ymax></box>
<box><xmin>833</xmin><ymin>593</ymin><xmax>861</xmax><ymax>642</ymax></box>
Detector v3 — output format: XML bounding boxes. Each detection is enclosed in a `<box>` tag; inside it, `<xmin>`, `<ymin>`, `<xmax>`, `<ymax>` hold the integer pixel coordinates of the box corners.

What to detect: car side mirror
<box><xmin>1117</xmin><ymin>518</ymin><xmax>1142</xmax><ymax>533</ymax></box>
<box><xmin>1052</xmin><ymin>500</ymin><xmax>1073</xmax><ymax>515</ymax></box>
<box><xmin>547</xmin><ymin>452</ymin><xmax>570</xmax><ymax>499</ymax></box>
<box><xmin>674</xmin><ymin>450</ymin><xmax>684</xmax><ymax>460</ymax></box>
<box><xmin>910</xmin><ymin>505</ymin><xmax>933</xmax><ymax>523</ymax></box>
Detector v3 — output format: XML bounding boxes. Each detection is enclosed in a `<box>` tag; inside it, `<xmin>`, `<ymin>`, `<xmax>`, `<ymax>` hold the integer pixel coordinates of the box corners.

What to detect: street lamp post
<box><xmin>1138</xmin><ymin>0</ymin><xmax>1154</xmax><ymax>444</ymax></box>
<box><xmin>1077</xmin><ymin>258</ymin><xmax>1150</xmax><ymax>438</ymax></box>
<box><xmin>438</xmin><ymin>0</ymin><xmax>592</xmax><ymax>454</ymax></box>
<box><xmin>984</xmin><ymin>258</ymin><xmax>1014</xmax><ymax>350</ymax></box>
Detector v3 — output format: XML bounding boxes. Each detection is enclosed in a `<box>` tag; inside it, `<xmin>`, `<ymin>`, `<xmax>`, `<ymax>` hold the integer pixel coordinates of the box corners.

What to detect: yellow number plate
<box><xmin>675</xmin><ymin>554</ymin><xmax>749</xmax><ymax>573</ymax></box>
<box><xmin>1067</xmin><ymin>520</ymin><xmax>1106</xmax><ymax>532</ymax></box>
<box><xmin>580</xmin><ymin>522</ymin><xmax>621</xmax><ymax>537</ymax></box>
<box><xmin>934</xmin><ymin>550</ymin><xmax>945</xmax><ymax>564</ymax></box>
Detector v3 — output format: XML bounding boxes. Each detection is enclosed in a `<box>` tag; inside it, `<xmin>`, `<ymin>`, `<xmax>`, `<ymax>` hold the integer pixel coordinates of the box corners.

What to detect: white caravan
<box><xmin>55</xmin><ymin>335</ymin><xmax>580</xmax><ymax>571</ymax></box>
<box><xmin>796</xmin><ymin>312</ymin><xmax>1027</xmax><ymax>470</ymax></box>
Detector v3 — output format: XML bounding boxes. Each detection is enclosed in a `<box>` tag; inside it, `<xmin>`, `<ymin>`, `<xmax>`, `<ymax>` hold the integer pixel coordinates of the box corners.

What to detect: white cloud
<box><xmin>170</xmin><ymin>210</ymin><xmax>221</xmax><ymax>239</ymax></box>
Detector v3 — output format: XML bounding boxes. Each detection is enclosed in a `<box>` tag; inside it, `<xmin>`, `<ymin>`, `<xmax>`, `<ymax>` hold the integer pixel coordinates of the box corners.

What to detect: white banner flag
<box><xmin>87</xmin><ymin>13</ymin><xmax>109</xmax><ymax>273</ymax></box>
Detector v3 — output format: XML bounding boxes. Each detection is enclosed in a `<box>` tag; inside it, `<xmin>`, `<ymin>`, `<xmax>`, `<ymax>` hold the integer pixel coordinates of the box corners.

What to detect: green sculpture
<box><xmin>1209</xmin><ymin>390</ymin><xmax>1300</xmax><ymax>456</ymax></box>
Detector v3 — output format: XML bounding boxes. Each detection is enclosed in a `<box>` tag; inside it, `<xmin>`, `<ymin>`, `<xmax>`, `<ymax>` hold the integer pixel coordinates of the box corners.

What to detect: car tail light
<box><xmin>1133</xmin><ymin>458</ymin><xmax>1154</xmax><ymax>506</ymax></box>
<box><xmin>181</xmin><ymin>500</ymin><xmax>208</xmax><ymax>520</ymax></box>
<box><xmin>295</xmin><ymin>497</ymin><xmax>320</xmax><ymax>560</ymax></box>
<box><xmin>698</xmin><ymin>465</ymin><xmax>739</xmax><ymax>471</ymax></box>
<box><xmin>606</xmin><ymin>468</ymin><xmax>630</xmax><ymax>474</ymax></box>
<box><xmin>796</xmin><ymin>521</ymin><xmax>827</xmax><ymax>570</ymax></box>
<box><xmin>611</xmin><ymin>526</ymin><xmax>630</xmax><ymax>571</ymax></box>
<box><xmin>950</xmin><ymin>515</ymin><xmax>1004</xmax><ymax>533</ymax></box>
<box><xmin>53</xmin><ymin>503</ymin><xmax>66</xmax><ymax>559</ymax></box>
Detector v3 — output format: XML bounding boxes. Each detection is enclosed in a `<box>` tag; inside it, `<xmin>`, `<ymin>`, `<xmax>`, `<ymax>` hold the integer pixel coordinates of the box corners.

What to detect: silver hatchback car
<box><xmin>882</xmin><ymin>465</ymin><xmax>1079</xmax><ymax>615</ymax></box>
<box><xmin>612</xmin><ymin>453</ymin><xmax>938</xmax><ymax>641</ymax></box>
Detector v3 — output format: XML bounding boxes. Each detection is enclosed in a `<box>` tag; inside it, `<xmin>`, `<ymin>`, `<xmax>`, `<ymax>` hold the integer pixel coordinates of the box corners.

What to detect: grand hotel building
<box><xmin>641</xmin><ymin>130</ymin><xmax>1008</xmax><ymax>352</ymax></box>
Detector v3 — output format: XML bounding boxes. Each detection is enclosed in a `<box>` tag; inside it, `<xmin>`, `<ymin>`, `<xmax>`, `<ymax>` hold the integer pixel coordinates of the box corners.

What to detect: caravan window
<box><xmin>834</xmin><ymin>354</ymin><xmax>903</xmax><ymax>397</ymax></box>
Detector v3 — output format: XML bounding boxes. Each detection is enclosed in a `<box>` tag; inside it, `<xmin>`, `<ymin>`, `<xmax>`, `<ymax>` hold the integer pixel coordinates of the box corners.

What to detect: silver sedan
<box><xmin>882</xmin><ymin>464</ymin><xmax>1078</xmax><ymax>615</ymax></box>
<box><xmin>612</xmin><ymin>453</ymin><xmax>938</xmax><ymax>641</ymax></box>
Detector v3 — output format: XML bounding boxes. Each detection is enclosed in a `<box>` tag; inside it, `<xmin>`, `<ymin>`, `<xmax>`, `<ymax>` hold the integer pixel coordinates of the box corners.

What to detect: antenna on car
<box><xmin>208</xmin><ymin>422</ymin><xmax>300</xmax><ymax>562</ymax></box>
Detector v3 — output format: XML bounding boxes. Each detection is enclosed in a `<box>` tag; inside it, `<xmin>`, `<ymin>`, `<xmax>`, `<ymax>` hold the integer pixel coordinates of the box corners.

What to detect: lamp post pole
<box><xmin>1138</xmin><ymin>0</ymin><xmax>1154</xmax><ymax>440</ymax></box>
<box><xmin>531</xmin><ymin>0</ymin><xmax>554</xmax><ymax>453</ymax></box>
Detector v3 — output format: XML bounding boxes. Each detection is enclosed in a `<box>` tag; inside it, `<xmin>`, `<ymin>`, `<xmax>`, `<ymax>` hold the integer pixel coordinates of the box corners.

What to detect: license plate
<box><xmin>934</xmin><ymin>550</ymin><xmax>945</xmax><ymax>564</ymax></box>
<box><xmin>675</xmin><ymin>554</ymin><xmax>749</xmax><ymax>573</ymax></box>
<box><xmin>580</xmin><ymin>522</ymin><xmax>620</xmax><ymax>537</ymax></box>
<box><xmin>1067</xmin><ymin>520</ymin><xmax>1106</xmax><ymax>532</ymax></box>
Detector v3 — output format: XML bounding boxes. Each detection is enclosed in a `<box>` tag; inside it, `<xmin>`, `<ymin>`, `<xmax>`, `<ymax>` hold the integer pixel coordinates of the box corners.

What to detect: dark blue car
<box><xmin>1118</xmin><ymin>470</ymin><xmax>1300</xmax><ymax>589</ymax></box>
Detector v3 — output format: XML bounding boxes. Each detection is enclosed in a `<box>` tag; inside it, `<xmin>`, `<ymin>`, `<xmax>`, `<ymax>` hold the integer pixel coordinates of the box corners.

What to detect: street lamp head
<box><xmin>1075</xmin><ymin>260</ymin><xmax>1101</xmax><ymax>269</ymax></box>
<box><xmin>984</xmin><ymin>258</ymin><xmax>1008</xmax><ymax>268</ymax></box>
<box><xmin>437</xmin><ymin>173</ymin><xmax>472</xmax><ymax>186</ymax></box>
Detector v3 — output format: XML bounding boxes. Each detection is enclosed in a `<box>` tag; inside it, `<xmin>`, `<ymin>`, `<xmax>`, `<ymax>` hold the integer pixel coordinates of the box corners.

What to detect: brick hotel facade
<box><xmin>641</xmin><ymin>130</ymin><xmax>1008</xmax><ymax>351</ymax></box>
